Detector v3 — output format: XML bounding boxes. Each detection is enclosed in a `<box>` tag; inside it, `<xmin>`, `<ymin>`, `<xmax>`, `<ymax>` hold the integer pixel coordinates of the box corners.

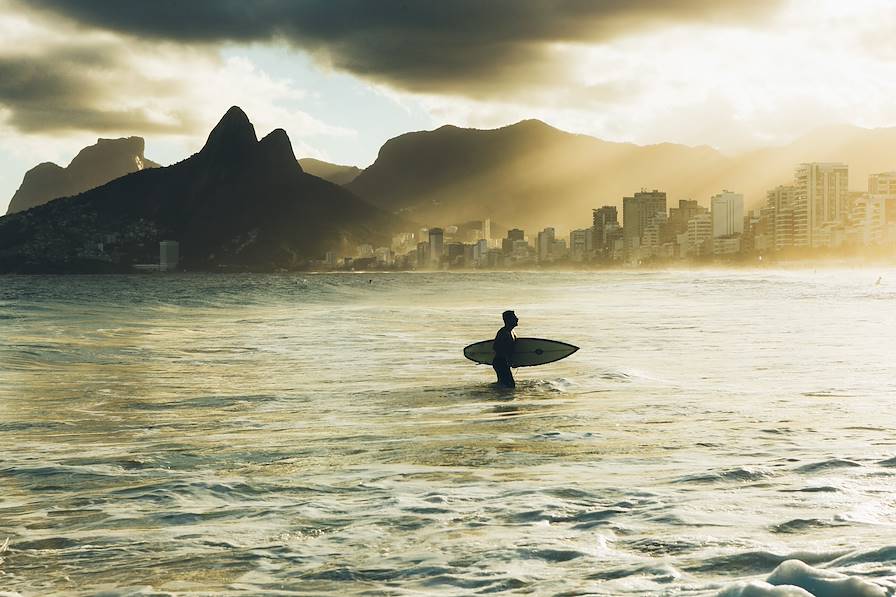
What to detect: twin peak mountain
<box><xmin>0</xmin><ymin>107</ymin><xmax>395</xmax><ymax>272</ymax></box>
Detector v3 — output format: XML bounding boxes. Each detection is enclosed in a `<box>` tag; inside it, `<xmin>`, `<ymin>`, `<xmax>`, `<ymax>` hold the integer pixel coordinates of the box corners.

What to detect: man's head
<box><xmin>502</xmin><ymin>310</ymin><xmax>518</xmax><ymax>328</ymax></box>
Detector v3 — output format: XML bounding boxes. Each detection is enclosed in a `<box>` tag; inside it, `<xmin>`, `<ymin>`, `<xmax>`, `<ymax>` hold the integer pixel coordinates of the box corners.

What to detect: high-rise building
<box><xmin>463</xmin><ymin>243</ymin><xmax>476</xmax><ymax>267</ymax></box>
<box><xmin>569</xmin><ymin>228</ymin><xmax>593</xmax><ymax>262</ymax></box>
<box><xmin>551</xmin><ymin>239</ymin><xmax>568</xmax><ymax>260</ymax></box>
<box><xmin>641</xmin><ymin>212</ymin><xmax>667</xmax><ymax>253</ymax></box>
<box><xmin>486</xmin><ymin>248</ymin><xmax>504</xmax><ymax>268</ymax></box>
<box><xmin>512</xmin><ymin>239</ymin><xmax>531</xmax><ymax>261</ymax></box>
<box><xmin>502</xmin><ymin>228</ymin><xmax>525</xmax><ymax>254</ymax></box>
<box><xmin>605</xmin><ymin>225</ymin><xmax>625</xmax><ymax>261</ymax></box>
<box><xmin>475</xmin><ymin>239</ymin><xmax>489</xmax><ymax>265</ymax></box>
<box><xmin>682</xmin><ymin>213</ymin><xmax>712</xmax><ymax>257</ymax></box>
<box><xmin>776</xmin><ymin>209</ymin><xmax>795</xmax><ymax>252</ymax></box>
<box><xmin>851</xmin><ymin>194</ymin><xmax>896</xmax><ymax>247</ymax></box>
<box><xmin>592</xmin><ymin>206</ymin><xmax>618</xmax><ymax>253</ymax></box>
<box><xmin>754</xmin><ymin>205</ymin><xmax>776</xmax><ymax>252</ymax></box>
<box><xmin>741</xmin><ymin>209</ymin><xmax>761</xmax><ymax>252</ymax></box>
<box><xmin>416</xmin><ymin>242</ymin><xmax>429</xmax><ymax>268</ymax></box>
<box><xmin>446</xmin><ymin>242</ymin><xmax>465</xmax><ymax>266</ymax></box>
<box><xmin>477</xmin><ymin>238</ymin><xmax>489</xmax><ymax>253</ymax></box>
<box><xmin>766</xmin><ymin>185</ymin><xmax>797</xmax><ymax>251</ymax></box>
<box><xmin>794</xmin><ymin>162</ymin><xmax>849</xmax><ymax>248</ymax></box>
<box><xmin>482</xmin><ymin>218</ymin><xmax>491</xmax><ymax>241</ymax></box>
<box><xmin>374</xmin><ymin>247</ymin><xmax>393</xmax><ymax>265</ymax></box>
<box><xmin>623</xmin><ymin>190</ymin><xmax>666</xmax><ymax>255</ymax></box>
<box><xmin>711</xmin><ymin>191</ymin><xmax>744</xmax><ymax>238</ymax></box>
<box><xmin>159</xmin><ymin>240</ymin><xmax>179</xmax><ymax>272</ymax></box>
<box><xmin>536</xmin><ymin>227</ymin><xmax>555</xmax><ymax>262</ymax></box>
<box><xmin>428</xmin><ymin>228</ymin><xmax>444</xmax><ymax>265</ymax></box>
<box><xmin>667</xmin><ymin>200</ymin><xmax>706</xmax><ymax>238</ymax></box>
<box><xmin>868</xmin><ymin>172</ymin><xmax>896</xmax><ymax>195</ymax></box>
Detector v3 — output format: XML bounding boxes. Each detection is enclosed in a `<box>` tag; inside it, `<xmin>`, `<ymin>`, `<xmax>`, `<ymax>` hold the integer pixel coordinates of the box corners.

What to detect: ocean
<box><xmin>1</xmin><ymin>270</ymin><xmax>895</xmax><ymax>596</ymax></box>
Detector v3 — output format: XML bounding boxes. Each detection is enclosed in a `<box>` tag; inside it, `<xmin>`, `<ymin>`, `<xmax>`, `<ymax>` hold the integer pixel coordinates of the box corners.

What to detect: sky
<box><xmin>2</xmin><ymin>0</ymin><xmax>896</xmax><ymax>214</ymax></box>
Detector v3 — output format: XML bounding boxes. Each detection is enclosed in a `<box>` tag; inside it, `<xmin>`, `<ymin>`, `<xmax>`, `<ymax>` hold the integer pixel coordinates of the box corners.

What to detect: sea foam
<box><xmin>719</xmin><ymin>559</ymin><xmax>890</xmax><ymax>596</ymax></box>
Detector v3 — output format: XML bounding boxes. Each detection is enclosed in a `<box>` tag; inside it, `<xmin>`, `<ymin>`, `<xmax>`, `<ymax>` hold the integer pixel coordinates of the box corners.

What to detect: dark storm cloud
<box><xmin>0</xmin><ymin>48</ymin><xmax>191</xmax><ymax>133</ymax></box>
<box><xmin>25</xmin><ymin>0</ymin><xmax>782</xmax><ymax>95</ymax></box>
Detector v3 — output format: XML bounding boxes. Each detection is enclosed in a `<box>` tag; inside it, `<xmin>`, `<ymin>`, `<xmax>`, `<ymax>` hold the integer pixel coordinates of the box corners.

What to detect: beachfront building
<box><xmin>641</xmin><ymin>212</ymin><xmax>668</xmax><ymax>254</ymax></box>
<box><xmin>712</xmin><ymin>235</ymin><xmax>742</xmax><ymax>256</ymax></box>
<box><xmin>592</xmin><ymin>205</ymin><xmax>619</xmax><ymax>257</ymax></box>
<box><xmin>868</xmin><ymin>172</ymin><xmax>896</xmax><ymax>195</ymax></box>
<box><xmin>159</xmin><ymin>240</ymin><xmax>179</xmax><ymax>272</ymax></box>
<box><xmin>623</xmin><ymin>189</ymin><xmax>667</xmax><ymax>260</ymax></box>
<box><xmin>551</xmin><ymin>239</ymin><xmax>568</xmax><ymax>260</ymax></box>
<box><xmin>680</xmin><ymin>213</ymin><xmax>712</xmax><ymax>258</ymax></box>
<box><xmin>793</xmin><ymin>162</ymin><xmax>849</xmax><ymax>248</ymax></box>
<box><xmin>569</xmin><ymin>228</ymin><xmax>593</xmax><ymax>262</ymax></box>
<box><xmin>374</xmin><ymin>247</ymin><xmax>394</xmax><ymax>266</ymax></box>
<box><xmin>445</xmin><ymin>243</ymin><xmax>465</xmax><ymax>267</ymax></box>
<box><xmin>473</xmin><ymin>238</ymin><xmax>489</xmax><ymax>265</ymax></box>
<box><xmin>416</xmin><ymin>242</ymin><xmax>429</xmax><ymax>268</ymax></box>
<box><xmin>428</xmin><ymin>228</ymin><xmax>444</xmax><ymax>265</ymax></box>
<box><xmin>486</xmin><ymin>248</ymin><xmax>503</xmax><ymax>268</ymax></box>
<box><xmin>765</xmin><ymin>185</ymin><xmax>797</xmax><ymax>251</ymax></box>
<box><xmin>605</xmin><ymin>225</ymin><xmax>625</xmax><ymax>261</ymax></box>
<box><xmin>667</xmin><ymin>200</ymin><xmax>707</xmax><ymax>239</ymax></box>
<box><xmin>502</xmin><ymin>228</ymin><xmax>524</xmax><ymax>255</ymax></box>
<box><xmin>851</xmin><ymin>194</ymin><xmax>896</xmax><ymax>247</ymax></box>
<box><xmin>511</xmin><ymin>240</ymin><xmax>531</xmax><ymax>263</ymax></box>
<box><xmin>753</xmin><ymin>205</ymin><xmax>776</xmax><ymax>252</ymax></box>
<box><xmin>536</xmin><ymin>227</ymin><xmax>556</xmax><ymax>262</ymax></box>
<box><xmin>711</xmin><ymin>191</ymin><xmax>744</xmax><ymax>238</ymax></box>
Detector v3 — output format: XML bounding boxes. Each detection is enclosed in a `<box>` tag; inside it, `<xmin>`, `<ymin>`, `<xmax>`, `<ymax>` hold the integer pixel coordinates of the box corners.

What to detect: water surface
<box><xmin>2</xmin><ymin>270</ymin><xmax>896</xmax><ymax>595</ymax></box>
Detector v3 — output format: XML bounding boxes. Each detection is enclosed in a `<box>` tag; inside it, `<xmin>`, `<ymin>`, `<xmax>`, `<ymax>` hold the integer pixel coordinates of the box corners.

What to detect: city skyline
<box><xmin>339</xmin><ymin>161</ymin><xmax>896</xmax><ymax>271</ymax></box>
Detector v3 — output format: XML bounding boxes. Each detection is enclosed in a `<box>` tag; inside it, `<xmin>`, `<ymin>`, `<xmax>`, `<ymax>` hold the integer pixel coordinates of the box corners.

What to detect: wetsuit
<box><xmin>492</xmin><ymin>327</ymin><xmax>516</xmax><ymax>387</ymax></box>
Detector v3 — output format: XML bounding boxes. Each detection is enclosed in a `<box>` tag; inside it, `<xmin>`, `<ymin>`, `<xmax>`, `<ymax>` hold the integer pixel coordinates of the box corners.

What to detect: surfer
<box><xmin>493</xmin><ymin>310</ymin><xmax>518</xmax><ymax>388</ymax></box>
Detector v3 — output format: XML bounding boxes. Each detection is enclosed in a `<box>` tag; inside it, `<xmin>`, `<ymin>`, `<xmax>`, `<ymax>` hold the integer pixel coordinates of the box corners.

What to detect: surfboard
<box><xmin>463</xmin><ymin>337</ymin><xmax>579</xmax><ymax>368</ymax></box>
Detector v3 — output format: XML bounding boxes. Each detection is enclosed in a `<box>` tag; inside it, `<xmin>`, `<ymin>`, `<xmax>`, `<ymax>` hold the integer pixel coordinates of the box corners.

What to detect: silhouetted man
<box><xmin>493</xmin><ymin>310</ymin><xmax>518</xmax><ymax>388</ymax></box>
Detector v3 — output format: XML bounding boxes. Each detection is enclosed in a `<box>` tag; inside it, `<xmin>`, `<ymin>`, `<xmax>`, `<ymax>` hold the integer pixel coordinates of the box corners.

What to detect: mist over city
<box><xmin>2</xmin><ymin>2</ymin><xmax>896</xmax><ymax>596</ymax></box>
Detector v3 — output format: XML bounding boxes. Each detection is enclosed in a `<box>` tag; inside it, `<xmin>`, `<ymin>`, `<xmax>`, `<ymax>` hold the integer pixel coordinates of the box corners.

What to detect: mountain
<box><xmin>346</xmin><ymin>120</ymin><xmax>896</xmax><ymax>231</ymax></box>
<box><xmin>6</xmin><ymin>137</ymin><xmax>160</xmax><ymax>215</ymax></box>
<box><xmin>346</xmin><ymin>120</ymin><xmax>731</xmax><ymax>231</ymax></box>
<box><xmin>298</xmin><ymin>158</ymin><xmax>362</xmax><ymax>185</ymax></box>
<box><xmin>0</xmin><ymin>107</ymin><xmax>400</xmax><ymax>273</ymax></box>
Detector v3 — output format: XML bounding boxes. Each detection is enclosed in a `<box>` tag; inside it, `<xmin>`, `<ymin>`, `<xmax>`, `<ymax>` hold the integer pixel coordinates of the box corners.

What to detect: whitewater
<box><xmin>1</xmin><ymin>269</ymin><xmax>895</xmax><ymax>596</ymax></box>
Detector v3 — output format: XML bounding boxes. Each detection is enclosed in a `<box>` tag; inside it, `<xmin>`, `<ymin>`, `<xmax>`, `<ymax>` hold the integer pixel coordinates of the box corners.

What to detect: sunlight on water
<box><xmin>1</xmin><ymin>270</ymin><xmax>896</xmax><ymax>595</ymax></box>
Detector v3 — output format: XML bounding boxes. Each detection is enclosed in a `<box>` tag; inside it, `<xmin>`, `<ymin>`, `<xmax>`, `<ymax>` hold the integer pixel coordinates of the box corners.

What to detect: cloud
<box><xmin>22</xmin><ymin>0</ymin><xmax>783</xmax><ymax>97</ymax></box>
<box><xmin>0</xmin><ymin>7</ymin><xmax>200</xmax><ymax>135</ymax></box>
<box><xmin>0</xmin><ymin>3</ymin><xmax>354</xmax><ymax>150</ymax></box>
<box><xmin>0</xmin><ymin>49</ymin><xmax>194</xmax><ymax>134</ymax></box>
